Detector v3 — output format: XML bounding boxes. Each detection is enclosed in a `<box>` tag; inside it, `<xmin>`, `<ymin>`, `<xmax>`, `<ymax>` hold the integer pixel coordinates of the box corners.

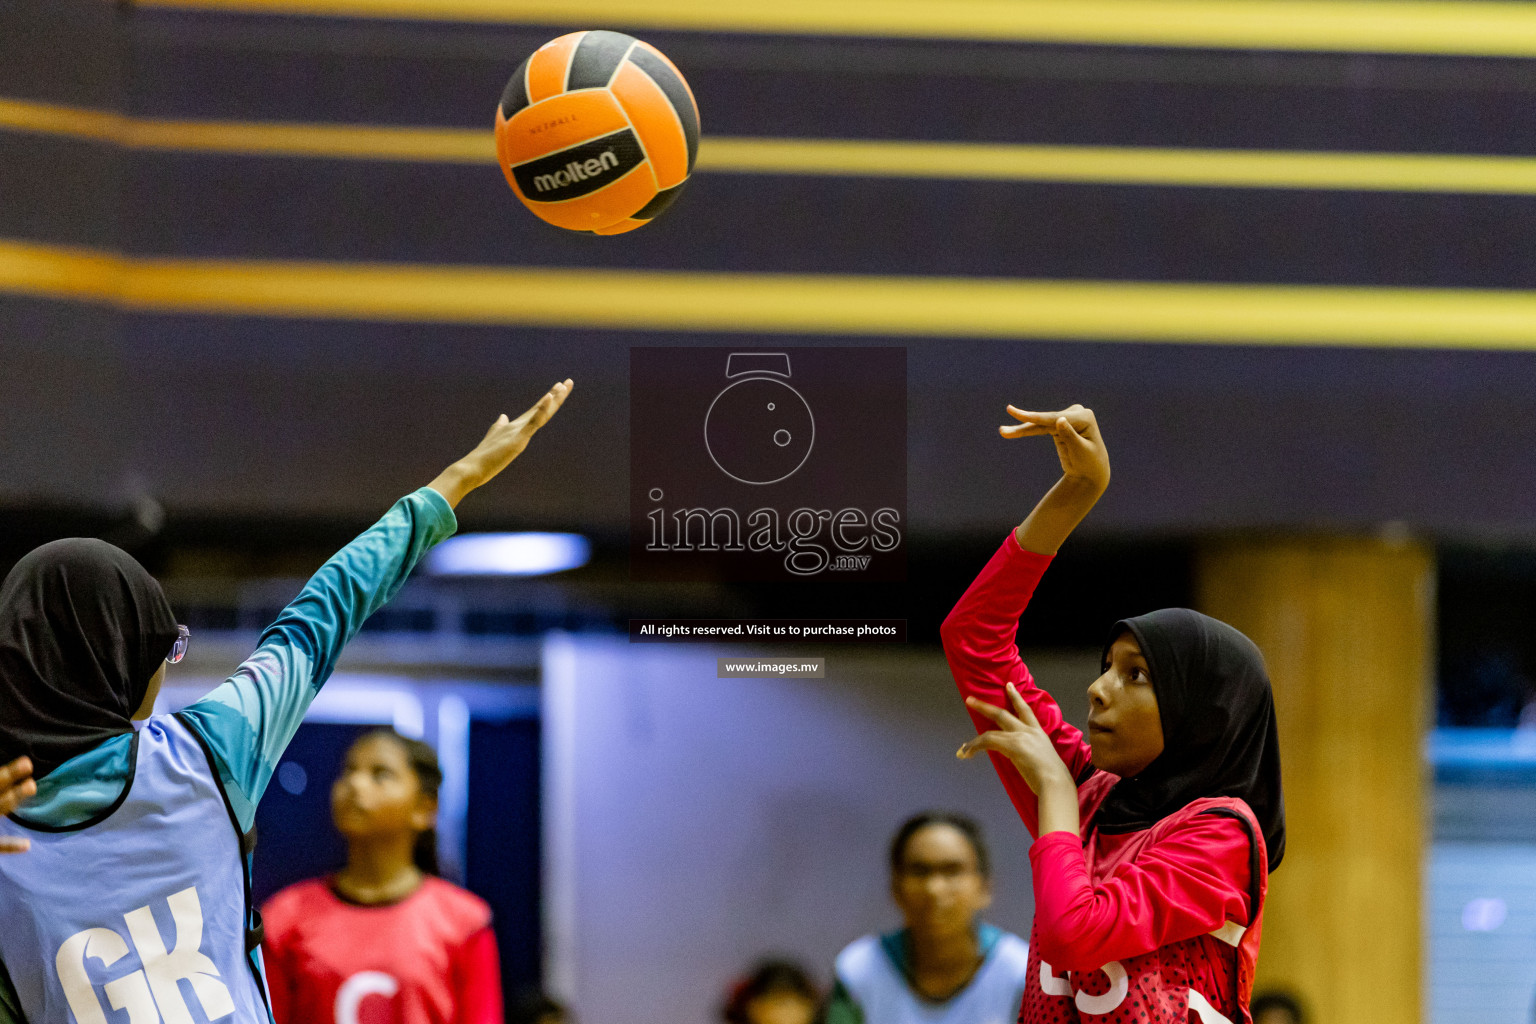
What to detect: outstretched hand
<box><xmin>1000</xmin><ymin>403</ymin><xmax>1110</xmax><ymax>494</ymax></box>
<box><xmin>0</xmin><ymin>756</ymin><xmax>36</xmax><ymax>852</ymax></box>
<box><xmin>429</xmin><ymin>379</ymin><xmax>574</xmax><ymax>509</ymax></box>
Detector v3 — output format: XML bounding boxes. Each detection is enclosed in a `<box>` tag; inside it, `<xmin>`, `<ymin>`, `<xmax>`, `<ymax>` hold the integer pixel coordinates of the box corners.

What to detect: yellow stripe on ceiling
<box><xmin>5</xmin><ymin>237</ymin><xmax>1536</xmax><ymax>349</ymax></box>
<box><xmin>703</xmin><ymin>138</ymin><xmax>1536</xmax><ymax>195</ymax></box>
<box><xmin>0</xmin><ymin>97</ymin><xmax>120</xmax><ymax>143</ymax></box>
<box><xmin>0</xmin><ymin>97</ymin><xmax>496</xmax><ymax>163</ymax></box>
<box><xmin>129</xmin><ymin>0</ymin><xmax>1536</xmax><ymax>58</ymax></box>
<box><xmin>8</xmin><ymin>96</ymin><xmax>1536</xmax><ymax>196</ymax></box>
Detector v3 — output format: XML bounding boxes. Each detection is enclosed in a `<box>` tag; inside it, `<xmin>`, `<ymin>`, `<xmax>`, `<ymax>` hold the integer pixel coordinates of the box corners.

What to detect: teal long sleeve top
<box><xmin>0</xmin><ymin>487</ymin><xmax>457</xmax><ymax>1024</ymax></box>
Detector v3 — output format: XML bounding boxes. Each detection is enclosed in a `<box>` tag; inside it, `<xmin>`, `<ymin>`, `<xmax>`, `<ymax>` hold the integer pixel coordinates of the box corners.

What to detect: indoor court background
<box><xmin>7</xmin><ymin>2</ymin><xmax>1536</xmax><ymax>1022</ymax></box>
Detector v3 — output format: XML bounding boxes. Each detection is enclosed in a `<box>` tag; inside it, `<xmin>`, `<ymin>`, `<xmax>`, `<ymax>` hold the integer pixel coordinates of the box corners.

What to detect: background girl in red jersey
<box><xmin>262</xmin><ymin>729</ymin><xmax>503</xmax><ymax>1024</ymax></box>
<box><xmin>945</xmin><ymin>403</ymin><xmax>1285</xmax><ymax>1024</ymax></box>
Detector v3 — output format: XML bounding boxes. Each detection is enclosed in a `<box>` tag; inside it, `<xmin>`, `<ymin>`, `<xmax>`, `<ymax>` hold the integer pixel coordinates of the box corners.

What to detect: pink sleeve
<box><xmin>450</xmin><ymin>926</ymin><xmax>504</xmax><ymax>1024</ymax></box>
<box><xmin>940</xmin><ymin>532</ymin><xmax>1093</xmax><ymax>838</ymax></box>
<box><xmin>1028</xmin><ymin>815</ymin><xmax>1253</xmax><ymax>971</ymax></box>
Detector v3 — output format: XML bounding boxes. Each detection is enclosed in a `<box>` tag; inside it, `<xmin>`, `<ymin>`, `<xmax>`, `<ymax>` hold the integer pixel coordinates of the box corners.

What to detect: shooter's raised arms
<box><xmin>428</xmin><ymin>379</ymin><xmax>574</xmax><ymax>509</ymax></box>
<box><xmin>1005</xmin><ymin>404</ymin><xmax>1110</xmax><ymax>556</ymax></box>
<box><xmin>939</xmin><ymin>400</ymin><xmax>1106</xmax><ymax>837</ymax></box>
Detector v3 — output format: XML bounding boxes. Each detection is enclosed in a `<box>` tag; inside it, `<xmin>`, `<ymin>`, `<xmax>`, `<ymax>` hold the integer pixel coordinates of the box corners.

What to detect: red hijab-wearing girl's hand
<box><xmin>0</xmin><ymin>756</ymin><xmax>36</xmax><ymax>852</ymax></box>
<box><xmin>1003</xmin><ymin>404</ymin><xmax>1110</xmax><ymax>558</ymax></box>
<box><xmin>959</xmin><ymin>684</ymin><xmax>1082</xmax><ymax>837</ymax></box>
<box><xmin>1001</xmin><ymin>404</ymin><xmax>1110</xmax><ymax>494</ymax></box>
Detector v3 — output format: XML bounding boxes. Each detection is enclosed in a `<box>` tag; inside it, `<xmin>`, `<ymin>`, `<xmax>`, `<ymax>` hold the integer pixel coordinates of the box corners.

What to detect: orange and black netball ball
<box><xmin>494</xmin><ymin>31</ymin><xmax>700</xmax><ymax>235</ymax></box>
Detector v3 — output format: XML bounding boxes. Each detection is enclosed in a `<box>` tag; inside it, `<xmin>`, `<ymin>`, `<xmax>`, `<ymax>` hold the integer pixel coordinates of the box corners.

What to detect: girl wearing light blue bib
<box><xmin>0</xmin><ymin>381</ymin><xmax>572</xmax><ymax>1024</ymax></box>
<box><xmin>826</xmin><ymin>813</ymin><xmax>1030</xmax><ymax>1024</ymax></box>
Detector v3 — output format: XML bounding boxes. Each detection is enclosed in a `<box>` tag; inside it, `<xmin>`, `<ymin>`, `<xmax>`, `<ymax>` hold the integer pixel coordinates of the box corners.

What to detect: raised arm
<box><xmin>943</xmin><ymin>404</ymin><xmax>1109</xmax><ymax>837</ymax></box>
<box><xmin>426</xmin><ymin>381</ymin><xmax>573</xmax><ymax>510</ymax></box>
<box><xmin>181</xmin><ymin>381</ymin><xmax>573</xmax><ymax>830</ymax></box>
<box><xmin>1007</xmin><ymin>403</ymin><xmax>1111</xmax><ymax>558</ymax></box>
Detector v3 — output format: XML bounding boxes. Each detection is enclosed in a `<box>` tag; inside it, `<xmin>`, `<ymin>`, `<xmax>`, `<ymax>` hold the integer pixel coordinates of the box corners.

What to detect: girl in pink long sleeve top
<box><xmin>943</xmin><ymin>403</ymin><xmax>1284</xmax><ymax>1024</ymax></box>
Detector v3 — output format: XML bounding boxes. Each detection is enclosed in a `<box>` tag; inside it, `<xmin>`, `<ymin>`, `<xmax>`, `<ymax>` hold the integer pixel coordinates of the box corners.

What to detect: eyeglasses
<box><xmin>166</xmin><ymin>624</ymin><xmax>191</xmax><ymax>665</ymax></box>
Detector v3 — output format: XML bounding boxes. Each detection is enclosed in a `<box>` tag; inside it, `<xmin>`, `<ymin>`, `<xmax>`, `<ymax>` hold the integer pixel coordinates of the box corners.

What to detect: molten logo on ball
<box><xmin>705</xmin><ymin>354</ymin><xmax>815</xmax><ymax>485</ymax></box>
<box><xmin>531</xmin><ymin>149</ymin><xmax>621</xmax><ymax>193</ymax></box>
<box><xmin>513</xmin><ymin>130</ymin><xmax>644</xmax><ymax>202</ymax></box>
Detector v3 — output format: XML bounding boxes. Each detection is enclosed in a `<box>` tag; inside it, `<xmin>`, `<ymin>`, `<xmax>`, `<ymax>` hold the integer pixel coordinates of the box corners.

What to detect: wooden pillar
<box><xmin>1197</xmin><ymin>537</ymin><xmax>1433</xmax><ymax>1024</ymax></box>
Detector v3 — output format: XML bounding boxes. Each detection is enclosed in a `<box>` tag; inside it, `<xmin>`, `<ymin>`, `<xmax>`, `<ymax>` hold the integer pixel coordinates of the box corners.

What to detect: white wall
<box><xmin>1430</xmin><ymin>842</ymin><xmax>1536</xmax><ymax>1024</ymax></box>
<box><xmin>542</xmin><ymin>634</ymin><xmax>1096</xmax><ymax>1024</ymax></box>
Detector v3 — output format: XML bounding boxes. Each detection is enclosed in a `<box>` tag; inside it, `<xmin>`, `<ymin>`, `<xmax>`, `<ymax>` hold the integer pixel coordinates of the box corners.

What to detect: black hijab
<box><xmin>1092</xmin><ymin>607</ymin><xmax>1286</xmax><ymax>872</ymax></box>
<box><xmin>0</xmin><ymin>539</ymin><xmax>178</xmax><ymax>778</ymax></box>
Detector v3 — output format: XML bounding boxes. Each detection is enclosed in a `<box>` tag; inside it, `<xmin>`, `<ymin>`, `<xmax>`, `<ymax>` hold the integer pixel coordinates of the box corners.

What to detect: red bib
<box><xmin>1019</xmin><ymin>777</ymin><xmax>1268</xmax><ymax>1024</ymax></box>
<box><xmin>262</xmin><ymin>876</ymin><xmax>496</xmax><ymax>1024</ymax></box>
